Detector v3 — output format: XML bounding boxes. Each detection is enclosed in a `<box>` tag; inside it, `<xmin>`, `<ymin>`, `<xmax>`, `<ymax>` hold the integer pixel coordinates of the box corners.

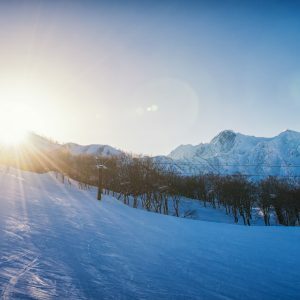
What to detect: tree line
<box><xmin>1</xmin><ymin>146</ymin><xmax>299</xmax><ymax>226</ymax></box>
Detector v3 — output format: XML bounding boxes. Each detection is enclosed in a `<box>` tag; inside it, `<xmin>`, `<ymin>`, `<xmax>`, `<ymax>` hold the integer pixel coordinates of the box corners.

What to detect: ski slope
<box><xmin>0</xmin><ymin>168</ymin><xmax>299</xmax><ymax>299</ymax></box>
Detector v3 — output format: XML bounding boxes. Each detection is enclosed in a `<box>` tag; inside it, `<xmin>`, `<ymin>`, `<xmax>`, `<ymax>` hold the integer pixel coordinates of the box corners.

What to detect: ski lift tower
<box><xmin>96</xmin><ymin>157</ymin><xmax>108</xmax><ymax>200</ymax></box>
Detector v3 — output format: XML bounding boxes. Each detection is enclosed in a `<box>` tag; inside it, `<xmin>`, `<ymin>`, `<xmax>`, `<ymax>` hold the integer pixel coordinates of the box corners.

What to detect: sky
<box><xmin>0</xmin><ymin>0</ymin><xmax>300</xmax><ymax>155</ymax></box>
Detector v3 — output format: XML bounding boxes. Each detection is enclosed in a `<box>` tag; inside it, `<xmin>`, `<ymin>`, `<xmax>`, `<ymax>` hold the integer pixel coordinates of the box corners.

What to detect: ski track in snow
<box><xmin>1</xmin><ymin>257</ymin><xmax>39</xmax><ymax>300</ymax></box>
<box><xmin>0</xmin><ymin>168</ymin><xmax>300</xmax><ymax>299</ymax></box>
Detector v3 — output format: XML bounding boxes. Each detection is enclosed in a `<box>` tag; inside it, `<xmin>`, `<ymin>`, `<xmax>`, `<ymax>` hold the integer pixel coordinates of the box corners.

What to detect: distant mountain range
<box><xmin>12</xmin><ymin>132</ymin><xmax>124</xmax><ymax>157</ymax></box>
<box><xmin>157</xmin><ymin>129</ymin><xmax>300</xmax><ymax>177</ymax></box>
<box><xmin>9</xmin><ymin>130</ymin><xmax>300</xmax><ymax>177</ymax></box>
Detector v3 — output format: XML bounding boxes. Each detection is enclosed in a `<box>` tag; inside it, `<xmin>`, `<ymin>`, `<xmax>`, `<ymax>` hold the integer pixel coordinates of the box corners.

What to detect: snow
<box><xmin>117</xmin><ymin>195</ymin><xmax>275</xmax><ymax>226</ymax></box>
<box><xmin>16</xmin><ymin>132</ymin><xmax>123</xmax><ymax>157</ymax></box>
<box><xmin>166</xmin><ymin>130</ymin><xmax>300</xmax><ymax>176</ymax></box>
<box><xmin>14</xmin><ymin>130</ymin><xmax>300</xmax><ymax>177</ymax></box>
<box><xmin>1</xmin><ymin>168</ymin><xmax>300</xmax><ymax>299</ymax></box>
<box><xmin>63</xmin><ymin>143</ymin><xmax>123</xmax><ymax>156</ymax></box>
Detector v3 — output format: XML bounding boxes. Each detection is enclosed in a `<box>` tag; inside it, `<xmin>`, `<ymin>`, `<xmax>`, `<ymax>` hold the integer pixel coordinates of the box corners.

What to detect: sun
<box><xmin>0</xmin><ymin>103</ymin><xmax>32</xmax><ymax>146</ymax></box>
<box><xmin>0</xmin><ymin>126</ymin><xmax>28</xmax><ymax>146</ymax></box>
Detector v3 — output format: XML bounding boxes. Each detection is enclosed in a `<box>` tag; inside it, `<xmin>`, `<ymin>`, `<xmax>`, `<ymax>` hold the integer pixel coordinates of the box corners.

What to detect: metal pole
<box><xmin>97</xmin><ymin>166</ymin><xmax>103</xmax><ymax>200</ymax></box>
<box><xmin>96</xmin><ymin>156</ymin><xmax>108</xmax><ymax>201</ymax></box>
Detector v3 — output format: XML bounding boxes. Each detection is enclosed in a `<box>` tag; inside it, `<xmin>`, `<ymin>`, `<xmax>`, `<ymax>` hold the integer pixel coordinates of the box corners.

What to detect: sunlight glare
<box><xmin>0</xmin><ymin>102</ymin><xmax>32</xmax><ymax>146</ymax></box>
<box><xmin>0</xmin><ymin>126</ymin><xmax>28</xmax><ymax>146</ymax></box>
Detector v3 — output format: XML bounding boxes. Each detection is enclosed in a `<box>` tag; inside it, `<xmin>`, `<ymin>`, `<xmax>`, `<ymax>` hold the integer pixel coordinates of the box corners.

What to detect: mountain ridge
<box><xmin>5</xmin><ymin>130</ymin><xmax>300</xmax><ymax>177</ymax></box>
<box><xmin>164</xmin><ymin>129</ymin><xmax>300</xmax><ymax>177</ymax></box>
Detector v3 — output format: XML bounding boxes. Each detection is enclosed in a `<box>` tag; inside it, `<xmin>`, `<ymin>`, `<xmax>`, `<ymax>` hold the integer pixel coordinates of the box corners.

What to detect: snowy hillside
<box><xmin>164</xmin><ymin>130</ymin><xmax>300</xmax><ymax>177</ymax></box>
<box><xmin>62</xmin><ymin>143</ymin><xmax>122</xmax><ymax>156</ymax></box>
<box><xmin>0</xmin><ymin>168</ymin><xmax>299</xmax><ymax>299</ymax></box>
<box><xmin>21</xmin><ymin>132</ymin><xmax>123</xmax><ymax>157</ymax></box>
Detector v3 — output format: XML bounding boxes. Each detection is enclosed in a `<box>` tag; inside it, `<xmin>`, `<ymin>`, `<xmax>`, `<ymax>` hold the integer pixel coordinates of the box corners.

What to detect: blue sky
<box><xmin>0</xmin><ymin>0</ymin><xmax>300</xmax><ymax>154</ymax></box>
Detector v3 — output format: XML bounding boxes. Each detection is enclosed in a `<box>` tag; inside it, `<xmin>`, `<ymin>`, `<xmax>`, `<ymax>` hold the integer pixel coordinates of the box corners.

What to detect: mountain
<box><xmin>9</xmin><ymin>130</ymin><xmax>300</xmax><ymax>177</ymax></box>
<box><xmin>25</xmin><ymin>132</ymin><xmax>61</xmax><ymax>151</ymax></box>
<box><xmin>163</xmin><ymin>129</ymin><xmax>300</xmax><ymax>177</ymax></box>
<box><xmin>23</xmin><ymin>132</ymin><xmax>123</xmax><ymax>157</ymax></box>
<box><xmin>61</xmin><ymin>143</ymin><xmax>122</xmax><ymax>156</ymax></box>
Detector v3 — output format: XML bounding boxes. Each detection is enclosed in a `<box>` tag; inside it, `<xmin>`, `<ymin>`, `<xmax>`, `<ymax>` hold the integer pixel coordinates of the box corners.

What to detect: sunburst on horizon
<box><xmin>0</xmin><ymin>102</ymin><xmax>33</xmax><ymax>146</ymax></box>
<box><xmin>0</xmin><ymin>126</ymin><xmax>29</xmax><ymax>146</ymax></box>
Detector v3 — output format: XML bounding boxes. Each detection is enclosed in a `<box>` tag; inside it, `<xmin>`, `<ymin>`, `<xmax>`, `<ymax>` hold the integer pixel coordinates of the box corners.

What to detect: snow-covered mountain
<box><xmin>25</xmin><ymin>132</ymin><xmax>61</xmax><ymax>151</ymax></box>
<box><xmin>61</xmin><ymin>142</ymin><xmax>122</xmax><ymax>156</ymax></box>
<box><xmin>10</xmin><ymin>130</ymin><xmax>300</xmax><ymax>177</ymax></box>
<box><xmin>23</xmin><ymin>132</ymin><xmax>123</xmax><ymax>157</ymax></box>
<box><xmin>158</xmin><ymin>129</ymin><xmax>300</xmax><ymax>177</ymax></box>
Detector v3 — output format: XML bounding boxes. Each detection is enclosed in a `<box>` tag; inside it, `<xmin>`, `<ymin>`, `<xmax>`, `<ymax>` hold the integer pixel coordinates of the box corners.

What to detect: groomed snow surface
<box><xmin>0</xmin><ymin>168</ymin><xmax>299</xmax><ymax>299</ymax></box>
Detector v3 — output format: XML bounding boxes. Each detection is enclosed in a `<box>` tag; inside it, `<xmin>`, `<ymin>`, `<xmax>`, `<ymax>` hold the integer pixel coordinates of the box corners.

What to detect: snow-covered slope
<box><xmin>62</xmin><ymin>142</ymin><xmax>122</xmax><ymax>156</ymax></box>
<box><xmin>25</xmin><ymin>133</ymin><xmax>61</xmax><ymax>152</ymax></box>
<box><xmin>165</xmin><ymin>130</ymin><xmax>300</xmax><ymax>176</ymax></box>
<box><xmin>0</xmin><ymin>168</ymin><xmax>299</xmax><ymax>299</ymax></box>
<box><xmin>22</xmin><ymin>132</ymin><xmax>123</xmax><ymax>157</ymax></box>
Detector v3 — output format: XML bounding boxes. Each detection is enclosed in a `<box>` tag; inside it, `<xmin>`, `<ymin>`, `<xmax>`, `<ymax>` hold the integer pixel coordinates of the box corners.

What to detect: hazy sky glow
<box><xmin>1</xmin><ymin>0</ymin><xmax>300</xmax><ymax>155</ymax></box>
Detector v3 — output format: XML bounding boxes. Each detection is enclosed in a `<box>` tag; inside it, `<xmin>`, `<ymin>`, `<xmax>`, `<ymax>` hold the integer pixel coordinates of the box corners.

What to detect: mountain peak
<box><xmin>210</xmin><ymin>130</ymin><xmax>237</xmax><ymax>152</ymax></box>
<box><xmin>211</xmin><ymin>130</ymin><xmax>237</xmax><ymax>144</ymax></box>
<box><xmin>278</xmin><ymin>129</ymin><xmax>300</xmax><ymax>137</ymax></box>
